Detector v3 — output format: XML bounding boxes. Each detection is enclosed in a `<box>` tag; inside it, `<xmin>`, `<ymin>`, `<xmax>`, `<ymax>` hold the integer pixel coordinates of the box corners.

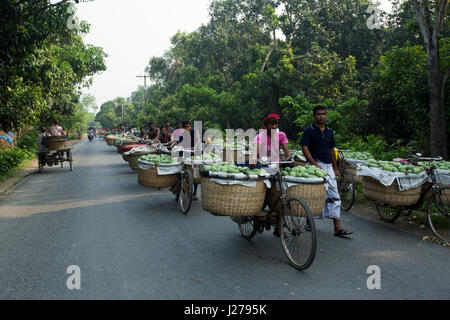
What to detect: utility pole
<box><xmin>136</xmin><ymin>74</ymin><xmax>151</xmax><ymax>113</ymax></box>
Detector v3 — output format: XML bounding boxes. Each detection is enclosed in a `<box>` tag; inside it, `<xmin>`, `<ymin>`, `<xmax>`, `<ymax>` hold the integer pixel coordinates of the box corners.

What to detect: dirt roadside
<box><xmin>348</xmin><ymin>200</ymin><xmax>449</xmax><ymax>247</ymax></box>
<box><xmin>0</xmin><ymin>137</ymin><xmax>85</xmax><ymax>197</ymax></box>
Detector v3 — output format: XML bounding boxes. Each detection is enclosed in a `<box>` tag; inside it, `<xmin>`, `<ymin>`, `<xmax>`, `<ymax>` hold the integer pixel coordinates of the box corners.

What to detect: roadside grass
<box><xmin>0</xmin><ymin>155</ymin><xmax>36</xmax><ymax>184</ymax></box>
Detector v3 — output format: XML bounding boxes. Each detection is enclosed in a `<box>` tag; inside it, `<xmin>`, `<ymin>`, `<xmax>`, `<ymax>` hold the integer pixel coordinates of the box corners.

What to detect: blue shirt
<box><xmin>300</xmin><ymin>123</ymin><xmax>336</xmax><ymax>164</ymax></box>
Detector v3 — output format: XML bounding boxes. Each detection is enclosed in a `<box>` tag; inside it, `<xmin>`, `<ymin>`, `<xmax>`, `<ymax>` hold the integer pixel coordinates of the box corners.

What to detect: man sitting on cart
<box><xmin>36</xmin><ymin>126</ymin><xmax>49</xmax><ymax>164</ymax></box>
<box><xmin>300</xmin><ymin>105</ymin><xmax>353</xmax><ymax>237</ymax></box>
<box><xmin>50</xmin><ymin>120</ymin><xmax>66</xmax><ymax>136</ymax></box>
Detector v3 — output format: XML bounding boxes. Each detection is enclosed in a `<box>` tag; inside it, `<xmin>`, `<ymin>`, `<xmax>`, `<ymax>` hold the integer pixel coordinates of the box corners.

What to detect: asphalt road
<box><xmin>0</xmin><ymin>138</ymin><xmax>448</xmax><ymax>300</ymax></box>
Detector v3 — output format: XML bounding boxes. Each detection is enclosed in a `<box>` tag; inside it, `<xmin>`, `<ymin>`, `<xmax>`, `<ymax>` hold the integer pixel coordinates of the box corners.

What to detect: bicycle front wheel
<box><xmin>338</xmin><ymin>169</ymin><xmax>355</xmax><ymax>212</ymax></box>
<box><xmin>427</xmin><ymin>187</ymin><xmax>450</xmax><ymax>243</ymax></box>
<box><xmin>279</xmin><ymin>196</ymin><xmax>317</xmax><ymax>271</ymax></box>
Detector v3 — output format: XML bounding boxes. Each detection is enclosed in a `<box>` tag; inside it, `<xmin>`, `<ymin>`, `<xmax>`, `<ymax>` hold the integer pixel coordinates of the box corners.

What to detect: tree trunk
<box><xmin>412</xmin><ymin>0</ymin><xmax>449</xmax><ymax>159</ymax></box>
<box><xmin>428</xmin><ymin>47</ymin><xmax>448</xmax><ymax>158</ymax></box>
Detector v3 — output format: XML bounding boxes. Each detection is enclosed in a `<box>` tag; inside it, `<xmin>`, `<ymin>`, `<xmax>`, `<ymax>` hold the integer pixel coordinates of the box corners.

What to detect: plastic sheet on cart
<box><xmin>356</xmin><ymin>164</ymin><xmax>429</xmax><ymax>191</ymax></box>
<box><xmin>433</xmin><ymin>169</ymin><xmax>450</xmax><ymax>185</ymax></box>
<box><xmin>157</xmin><ymin>164</ymin><xmax>183</xmax><ymax>175</ymax></box>
<box><xmin>345</xmin><ymin>158</ymin><xmax>365</xmax><ymax>168</ymax></box>
<box><xmin>210</xmin><ymin>178</ymin><xmax>257</xmax><ymax>188</ymax></box>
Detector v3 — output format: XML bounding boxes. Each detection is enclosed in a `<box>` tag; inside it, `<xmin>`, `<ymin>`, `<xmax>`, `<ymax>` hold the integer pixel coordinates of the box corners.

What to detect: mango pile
<box><xmin>204</xmin><ymin>163</ymin><xmax>267</xmax><ymax>176</ymax></box>
<box><xmin>363</xmin><ymin>159</ymin><xmax>425</xmax><ymax>174</ymax></box>
<box><xmin>345</xmin><ymin>151</ymin><xmax>374</xmax><ymax>160</ymax></box>
<box><xmin>139</xmin><ymin>154</ymin><xmax>178</xmax><ymax>164</ymax></box>
<box><xmin>282</xmin><ymin>165</ymin><xmax>328</xmax><ymax>178</ymax></box>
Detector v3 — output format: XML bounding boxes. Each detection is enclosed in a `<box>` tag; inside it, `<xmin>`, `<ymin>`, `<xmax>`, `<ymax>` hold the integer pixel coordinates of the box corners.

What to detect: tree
<box><xmin>411</xmin><ymin>0</ymin><xmax>449</xmax><ymax>158</ymax></box>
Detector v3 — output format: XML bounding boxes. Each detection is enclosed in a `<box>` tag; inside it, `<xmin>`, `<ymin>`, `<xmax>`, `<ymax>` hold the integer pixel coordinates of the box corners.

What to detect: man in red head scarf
<box><xmin>253</xmin><ymin>113</ymin><xmax>290</xmax><ymax>163</ymax></box>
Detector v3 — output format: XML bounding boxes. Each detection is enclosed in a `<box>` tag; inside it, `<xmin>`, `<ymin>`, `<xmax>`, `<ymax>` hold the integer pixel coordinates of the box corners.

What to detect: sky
<box><xmin>73</xmin><ymin>0</ymin><xmax>394</xmax><ymax>111</ymax></box>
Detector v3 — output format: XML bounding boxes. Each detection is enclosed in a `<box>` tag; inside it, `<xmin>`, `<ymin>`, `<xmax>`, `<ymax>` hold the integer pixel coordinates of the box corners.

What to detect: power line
<box><xmin>136</xmin><ymin>74</ymin><xmax>151</xmax><ymax>113</ymax></box>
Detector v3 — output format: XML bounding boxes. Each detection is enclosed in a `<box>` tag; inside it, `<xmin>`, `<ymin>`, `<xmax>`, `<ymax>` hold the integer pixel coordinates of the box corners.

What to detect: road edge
<box><xmin>0</xmin><ymin>137</ymin><xmax>85</xmax><ymax>197</ymax></box>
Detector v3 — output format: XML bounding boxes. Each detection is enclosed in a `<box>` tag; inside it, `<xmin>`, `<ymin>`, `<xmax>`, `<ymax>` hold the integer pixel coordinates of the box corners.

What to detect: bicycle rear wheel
<box><xmin>237</xmin><ymin>217</ymin><xmax>258</xmax><ymax>240</ymax></box>
<box><xmin>376</xmin><ymin>204</ymin><xmax>402</xmax><ymax>222</ymax></box>
<box><xmin>427</xmin><ymin>187</ymin><xmax>450</xmax><ymax>243</ymax></box>
<box><xmin>279</xmin><ymin>196</ymin><xmax>317</xmax><ymax>271</ymax></box>
<box><xmin>338</xmin><ymin>169</ymin><xmax>355</xmax><ymax>212</ymax></box>
<box><xmin>178</xmin><ymin>170</ymin><xmax>193</xmax><ymax>215</ymax></box>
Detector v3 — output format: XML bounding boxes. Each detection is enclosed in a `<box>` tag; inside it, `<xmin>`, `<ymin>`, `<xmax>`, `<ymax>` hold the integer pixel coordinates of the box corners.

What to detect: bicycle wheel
<box><xmin>279</xmin><ymin>196</ymin><xmax>317</xmax><ymax>271</ymax></box>
<box><xmin>338</xmin><ymin>169</ymin><xmax>355</xmax><ymax>212</ymax></box>
<box><xmin>237</xmin><ymin>217</ymin><xmax>258</xmax><ymax>240</ymax></box>
<box><xmin>376</xmin><ymin>204</ymin><xmax>401</xmax><ymax>222</ymax></box>
<box><xmin>427</xmin><ymin>187</ymin><xmax>450</xmax><ymax>243</ymax></box>
<box><xmin>178</xmin><ymin>169</ymin><xmax>193</xmax><ymax>215</ymax></box>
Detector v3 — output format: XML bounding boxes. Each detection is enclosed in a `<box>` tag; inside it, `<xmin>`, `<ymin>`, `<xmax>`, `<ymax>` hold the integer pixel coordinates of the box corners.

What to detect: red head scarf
<box><xmin>262</xmin><ymin>113</ymin><xmax>280</xmax><ymax>126</ymax></box>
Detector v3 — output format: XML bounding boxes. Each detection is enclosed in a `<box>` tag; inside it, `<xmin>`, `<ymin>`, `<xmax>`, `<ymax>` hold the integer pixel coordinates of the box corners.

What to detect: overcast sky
<box><xmin>74</xmin><ymin>0</ymin><xmax>394</xmax><ymax>110</ymax></box>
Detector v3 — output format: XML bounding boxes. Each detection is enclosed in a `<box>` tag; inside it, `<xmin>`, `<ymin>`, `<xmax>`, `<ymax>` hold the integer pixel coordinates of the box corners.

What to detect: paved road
<box><xmin>0</xmin><ymin>138</ymin><xmax>448</xmax><ymax>300</ymax></box>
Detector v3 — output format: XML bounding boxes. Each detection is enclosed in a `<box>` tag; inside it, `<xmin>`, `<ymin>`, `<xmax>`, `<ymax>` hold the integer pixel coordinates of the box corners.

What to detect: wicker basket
<box><xmin>0</xmin><ymin>138</ymin><xmax>12</xmax><ymax>149</ymax></box>
<box><xmin>201</xmin><ymin>178</ymin><xmax>267</xmax><ymax>216</ymax></box>
<box><xmin>344</xmin><ymin>162</ymin><xmax>363</xmax><ymax>184</ymax></box>
<box><xmin>362</xmin><ymin>176</ymin><xmax>422</xmax><ymax>206</ymax></box>
<box><xmin>137</xmin><ymin>166</ymin><xmax>178</xmax><ymax>188</ymax></box>
<box><xmin>268</xmin><ymin>183</ymin><xmax>326</xmax><ymax>217</ymax></box>
<box><xmin>106</xmin><ymin>135</ymin><xmax>117</xmax><ymax>146</ymax></box>
<box><xmin>43</xmin><ymin>136</ymin><xmax>67</xmax><ymax>150</ymax></box>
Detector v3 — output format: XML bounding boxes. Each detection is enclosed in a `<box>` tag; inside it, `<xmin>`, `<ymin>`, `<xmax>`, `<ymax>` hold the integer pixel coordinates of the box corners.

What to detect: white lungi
<box><xmin>315</xmin><ymin>161</ymin><xmax>341</xmax><ymax>220</ymax></box>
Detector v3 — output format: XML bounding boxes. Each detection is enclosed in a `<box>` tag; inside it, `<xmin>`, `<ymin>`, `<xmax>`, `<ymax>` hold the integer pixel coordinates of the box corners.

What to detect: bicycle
<box><xmin>371</xmin><ymin>154</ymin><xmax>449</xmax><ymax>242</ymax></box>
<box><xmin>413</xmin><ymin>155</ymin><xmax>449</xmax><ymax>242</ymax></box>
<box><xmin>335</xmin><ymin>149</ymin><xmax>356</xmax><ymax>212</ymax></box>
<box><xmin>237</xmin><ymin>160</ymin><xmax>317</xmax><ymax>271</ymax></box>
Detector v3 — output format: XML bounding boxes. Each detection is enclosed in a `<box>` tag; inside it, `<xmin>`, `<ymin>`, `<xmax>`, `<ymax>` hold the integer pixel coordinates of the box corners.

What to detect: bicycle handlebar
<box><xmin>408</xmin><ymin>154</ymin><xmax>443</xmax><ymax>162</ymax></box>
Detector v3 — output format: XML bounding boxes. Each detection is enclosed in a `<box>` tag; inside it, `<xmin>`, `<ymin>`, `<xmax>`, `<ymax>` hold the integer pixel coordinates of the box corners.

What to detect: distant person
<box><xmin>164</xmin><ymin>120</ymin><xmax>174</xmax><ymax>134</ymax></box>
<box><xmin>137</xmin><ymin>127</ymin><xmax>146</xmax><ymax>139</ymax></box>
<box><xmin>154</xmin><ymin>126</ymin><xmax>172</xmax><ymax>144</ymax></box>
<box><xmin>144</xmin><ymin>122</ymin><xmax>160</xmax><ymax>141</ymax></box>
<box><xmin>36</xmin><ymin>126</ymin><xmax>49</xmax><ymax>163</ymax></box>
<box><xmin>50</xmin><ymin>120</ymin><xmax>66</xmax><ymax>136</ymax></box>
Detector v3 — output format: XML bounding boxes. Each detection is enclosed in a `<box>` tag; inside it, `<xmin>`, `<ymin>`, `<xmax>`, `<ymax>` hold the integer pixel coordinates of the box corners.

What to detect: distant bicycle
<box><xmin>335</xmin><ymin>149</ymin><xmax>356</xmax><ymax>212</ymax></box>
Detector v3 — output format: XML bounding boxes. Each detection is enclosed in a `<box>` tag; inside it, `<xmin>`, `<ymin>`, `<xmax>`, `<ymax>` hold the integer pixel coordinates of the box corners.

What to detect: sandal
<box><xmin>334</xmin><ymin>229</ymin><xmax>353</xmax><ymax>237</ymax></box>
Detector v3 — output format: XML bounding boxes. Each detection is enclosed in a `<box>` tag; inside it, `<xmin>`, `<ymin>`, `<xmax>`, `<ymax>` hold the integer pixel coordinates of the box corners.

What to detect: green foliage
<box><xmin>339</xmin><ymin>135</ymin><xmax>415</xmax><ymax>161</ymax></box>
<box><xmin>0</xmin><ymin>0</ymin><xmax>107</xmax><ymax>132</ymax></box>
<box><xmin>0</xmin><ymin>148</ymin><xmax>35</xmax><ymax>179</ymax></box>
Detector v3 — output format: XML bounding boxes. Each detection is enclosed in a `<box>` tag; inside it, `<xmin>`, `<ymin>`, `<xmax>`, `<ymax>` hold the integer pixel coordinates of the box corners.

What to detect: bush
<box><xmin>339</xmin><ymin>135</ymin><xmax>414</xmax><ymax>160</ymax></box>
<box><xmin>0</xmin><ymin>147</ymin><xmax>35</xmax><ymax>177</ymax></box>
<box><xmin>16</xmin><ymin>130</ymin><xmax>39</xmax><ymax>151</ymax></box>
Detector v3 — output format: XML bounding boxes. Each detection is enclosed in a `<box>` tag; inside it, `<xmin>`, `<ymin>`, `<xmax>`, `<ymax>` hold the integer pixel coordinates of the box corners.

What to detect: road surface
<box><xmin>0</xmin><ymin>138</ymin><xmax>448</xmax><ymax>299</ymax></box>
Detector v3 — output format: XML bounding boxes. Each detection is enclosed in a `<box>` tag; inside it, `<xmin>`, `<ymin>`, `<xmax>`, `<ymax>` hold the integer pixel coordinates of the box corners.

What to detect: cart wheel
<box><xmin>279</xmin><ymin>196</ymin><xmax>317</xmax><ymax>271</ymax></box>
<box><xmin>338</xmin><ymin>168</ymin><xmax>355</xmax><ymax>212</ymax></box>
<box><xmin>68</xmin><ymin>151</ymin><xmax>73</xmax><ymax>171</ymax></box>
<box><xmin>376</xmin><ymin>204</ymin><xmax>401</xmax><ymax>222</ymax></box>
<box><xmin>178</xmin><ymin>169</ymin><xmax>193</xmax><ymax>215</ymax></box>
<box><xmin>427</xmin><ymin>188</ymin><xmax>450</xmax><ymax>243</ymax></box>
<box><xmin>238</xmin><ymin>217</ymin><xmax>258</xmax><ymax>240</ymax></box>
